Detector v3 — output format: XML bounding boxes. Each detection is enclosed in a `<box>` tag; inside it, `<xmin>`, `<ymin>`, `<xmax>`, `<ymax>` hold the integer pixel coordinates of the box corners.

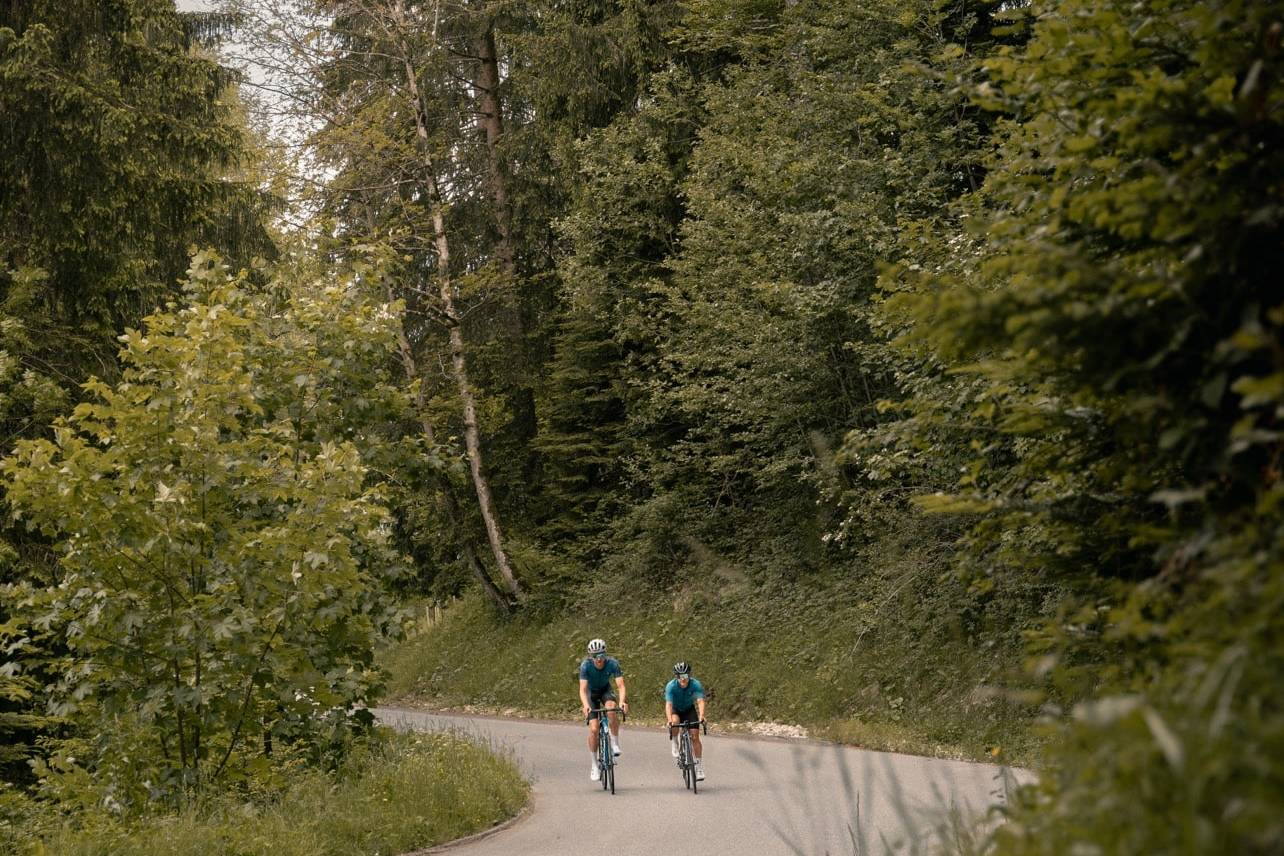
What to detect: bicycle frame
<box><xmin>587</xmin><ymin>706</ymin><xmax>624</xmax><ymax>794</ymax></box>
<box><xmin>669</xmin><ymin>719</ymin><xmax>706</xmax><ymax>794</ymax></box>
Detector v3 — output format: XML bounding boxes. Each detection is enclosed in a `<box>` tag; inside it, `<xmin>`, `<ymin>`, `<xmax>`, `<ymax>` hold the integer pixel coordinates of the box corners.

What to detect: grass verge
<box><xmin>3</xmin><ymin>729</ymin><xmax>528</xmax><ymax>856</ymax></box>
<box><xmin>382</xmin><ymin>580</ymin><xmax>1041</xmax><ymax>766</ymax></box>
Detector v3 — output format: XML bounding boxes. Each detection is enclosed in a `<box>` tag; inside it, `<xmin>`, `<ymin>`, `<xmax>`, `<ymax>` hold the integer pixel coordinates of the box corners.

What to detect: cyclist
<box><xmin>665</xmin><ymin>660</ymin><xmax>706</xmax><ymax>781</ymax></box>
<box><xmin>579</xmin><ymin>638</ymin><xmax>628</xmax><ymax>781</ymax></box>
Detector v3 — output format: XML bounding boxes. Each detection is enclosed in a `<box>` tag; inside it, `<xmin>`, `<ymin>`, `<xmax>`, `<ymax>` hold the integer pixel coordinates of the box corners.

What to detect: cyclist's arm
<box><xmin>579</xmin><ymin>678</ymin><xmax>591</xmax><ymax>716</ymax></box>
<box><xmin>666</xmin><ymin>700</ymin><xmax>677</xmax><ymax>725</ymax></box>
<box><xmin>696</xmin><ymin>695</ymin><xmax>707</xmax><ymax>721</ymax></box>
<box><xmin>615</xmin><ymin>676</ymin><xmax>628</xmax><ymax>712</ymax></box>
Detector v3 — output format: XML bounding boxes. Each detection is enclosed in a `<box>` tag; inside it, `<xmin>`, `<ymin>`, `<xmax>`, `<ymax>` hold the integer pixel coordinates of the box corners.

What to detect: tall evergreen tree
<box><xmin>0</xmin><ymin>0</ymin><xmax>272</xmax><ymax>782</ymax></box>
<box><xmin>0</xmin><ymin>0</ymin><xmax>272</xmax><ymax>410</ymax></box>
<box><xmin>536</xmin><ymin>67</ymin><xmax>699</xmax><ymax>549</ymax></box>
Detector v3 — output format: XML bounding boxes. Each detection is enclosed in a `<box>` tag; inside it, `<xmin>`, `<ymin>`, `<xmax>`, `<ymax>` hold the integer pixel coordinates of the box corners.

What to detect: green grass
<box><xmin>4</xmin><ymin>730</ymin><xmax>528</xmax><ymax>856</ymax></box>
<box><xmin>382</xmin><ymin>576</ymin><xmax>1042</xmax><ymax>766</ymax></box>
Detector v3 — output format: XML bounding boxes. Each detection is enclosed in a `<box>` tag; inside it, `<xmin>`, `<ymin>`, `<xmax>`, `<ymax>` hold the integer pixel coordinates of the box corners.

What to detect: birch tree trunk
<box><xmin>424</xmin><ymin>199</ymin><xmax>523</xmax><ymax>600</ymax></box>
<box><xmin>387</xmin><ymin>283</ymin><xmax>512</xmax><ymax>613</ymax></box>
<box><xmin>390</xmin><ymin>10</ymin><xmax>524</xmax><ymax>600</ymax></box>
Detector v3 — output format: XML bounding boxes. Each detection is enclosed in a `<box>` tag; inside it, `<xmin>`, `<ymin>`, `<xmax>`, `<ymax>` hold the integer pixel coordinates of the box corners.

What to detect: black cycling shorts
<box><xmin>673</xmin><ymin>706</ymin><xmax>699</xmax><ymax>726</ymax></box>
<box><xmin>589</xmin><ymin>689</ymin><xmax>617</xmax><ymax>712</ymax></box>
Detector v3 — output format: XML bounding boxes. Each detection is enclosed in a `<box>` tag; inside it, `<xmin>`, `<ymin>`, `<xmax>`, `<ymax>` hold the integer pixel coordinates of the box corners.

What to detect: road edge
<box><xmin>374</xmin><ymin>704</ymin><xmax>1032</xmax><ymax>775</ymax></box>
<box><xmin>396</xmin><ymin>798</ymin><xmax>535</xmax><ymax>856</ymax></box>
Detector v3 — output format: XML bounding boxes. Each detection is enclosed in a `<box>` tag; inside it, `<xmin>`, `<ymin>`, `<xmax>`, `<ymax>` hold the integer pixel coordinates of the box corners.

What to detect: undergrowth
<box><xmin>383</xmin><ymin>525</ymin><xmax>1048</xmax><ymax>766</ymax></box>
<box><xmin>1</xmin><ymin>729</ymin><xmax>528</xmax><ymax>856</ymax></box>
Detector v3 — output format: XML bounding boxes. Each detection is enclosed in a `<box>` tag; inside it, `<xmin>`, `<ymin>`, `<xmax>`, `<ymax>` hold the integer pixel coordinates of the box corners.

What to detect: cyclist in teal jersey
<box><xmin>579</xmin><ymin>638</ymin><xmax>628</xmax><ymax>781</ymax></box>
<box><xmin>665</xmin><ymin>661</ymin><xmax>707</xmax><ymax>780</ymax></box>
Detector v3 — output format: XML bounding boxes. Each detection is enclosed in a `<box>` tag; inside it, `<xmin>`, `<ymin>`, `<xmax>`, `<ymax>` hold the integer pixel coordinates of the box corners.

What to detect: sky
<box><xmin>171</xmin><ymin>0</ymin><xmax>329</xmax><ymax>215</ymax></box>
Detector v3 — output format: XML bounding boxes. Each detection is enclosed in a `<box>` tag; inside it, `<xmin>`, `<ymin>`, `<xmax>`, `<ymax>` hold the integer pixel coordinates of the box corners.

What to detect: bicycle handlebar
<box><xmin>667</xmin><ymin>719</ymin><xmax>708</xmax><ymax>735</ymax></box>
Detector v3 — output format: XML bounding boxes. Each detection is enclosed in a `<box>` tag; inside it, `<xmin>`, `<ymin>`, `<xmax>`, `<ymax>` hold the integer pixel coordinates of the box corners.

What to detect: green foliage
<box><xmin>537</xmin><ymin>66</ymin><xmax>701</xmax><ymax>547</ymax></box>
<box><xmin>384</xmin><ymin>514</ymin><xmax>1039</xmax><ymax>764</ymax></box>
<box><xmin>1</xmin><ymin>254</ymin><xmax>406</xmax><ymax>811</ymax></box>
<box><xmin>3</xmin><ymin>729</ymin><xmax>528</xmax><ymax>856</ymax></box>
<box><xmin>650</xmin><ymin>0</ymin><xmax>972</xmax><ymax>502</ymax></box>
<box><xmin>0</xmin><ymin>0</ymin><xmax>272</xmax><ymax>391</ymax></box>
<box><xmin>846</xmin><ymin>0</ymin><xmax>1284</xmax><ymax>850</ymax></box>
<box><xmin>540</xmin><ymin>0</ymin><xmax>1013</xmax><ymax>569</ymax></box>
<box><xmin>0</xmin><ymin>0</ymin><xmax>274</xmax><ymax>782</ymax></box>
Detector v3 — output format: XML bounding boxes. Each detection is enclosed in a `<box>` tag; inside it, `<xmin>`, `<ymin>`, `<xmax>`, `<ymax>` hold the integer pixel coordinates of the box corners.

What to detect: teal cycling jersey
<box><xmin>664</xmin><ymin>677</ymin><xmax>704</xmax><ymax>712</ymax></box>
<box><xmin>579</xmin><ymin>657</ymin><xmax>622</xmax><ymax>694</ymax></box>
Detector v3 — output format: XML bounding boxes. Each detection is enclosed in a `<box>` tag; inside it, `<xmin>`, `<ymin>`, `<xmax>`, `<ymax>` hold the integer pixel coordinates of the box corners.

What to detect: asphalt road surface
<box><xmin>377</xmin><ymin>707</ymin><xmax>1030</xmax><ymax>856</ymax></box>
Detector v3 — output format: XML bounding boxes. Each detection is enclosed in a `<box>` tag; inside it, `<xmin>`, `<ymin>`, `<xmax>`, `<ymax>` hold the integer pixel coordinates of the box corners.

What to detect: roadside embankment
<box><xmin>382</xmin><ymin>582</ymin><xmax>1042</xmax><ymax>767</ymax></box>
<box><xmin>3</xmin><ymin>730</ymin><xmax>528</xmax><ymax>856</ymax></box>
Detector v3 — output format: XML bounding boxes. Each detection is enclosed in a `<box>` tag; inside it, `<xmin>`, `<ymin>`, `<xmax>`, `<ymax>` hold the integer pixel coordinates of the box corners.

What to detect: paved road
<box><xmin>377</xmin><ymin>708</ymin><xmax>1030</xmax><ymax>856</ymax></box>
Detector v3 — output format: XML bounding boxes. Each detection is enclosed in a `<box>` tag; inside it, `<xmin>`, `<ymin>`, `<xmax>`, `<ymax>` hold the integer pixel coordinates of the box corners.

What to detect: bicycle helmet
<box><xmin>587</xmin><ymin>638</ymin><xmax>607</xmax><ymax>656</ymax></box>
<box><xmin>673</xmin><ymin>661</ymin><xmax>691</xmax><ymax>676</ymax></box>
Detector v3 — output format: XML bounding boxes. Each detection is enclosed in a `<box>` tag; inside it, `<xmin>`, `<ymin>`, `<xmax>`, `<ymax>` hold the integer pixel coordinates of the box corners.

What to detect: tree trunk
<box><xmin>392</xmin><ymin>19</ymin><xmax>524</xmax><ymax>600</ymax></box>
<box><xmin>429</xmin><ymin>200</ymin><xmax>523</xmax><ymax>600</ymax></box>
<box><xmin>474</xmin><ymin>22</ymin><xmax>516</xmax><ymax>281</ymax></box>
<box><xmin>473</xmin><ymin>17</ymin><xmax>538</xmax><ymax>450</ymax></box>
<box><xmin>388</xmin><ymin>284</ymin><xmax>512</xmax><ymax>613</ymax></box>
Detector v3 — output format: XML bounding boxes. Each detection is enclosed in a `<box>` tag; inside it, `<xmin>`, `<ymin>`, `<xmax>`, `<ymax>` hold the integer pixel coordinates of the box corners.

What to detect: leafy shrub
<box><xmin>852</xmin><ymin>0</ymin><xmax>1284</xmax><ymax>850</ymax></box>
<box><xmin>2</xmin><ymin>254</ymin><xmax>407</xmax><ymax>810</ymax></box>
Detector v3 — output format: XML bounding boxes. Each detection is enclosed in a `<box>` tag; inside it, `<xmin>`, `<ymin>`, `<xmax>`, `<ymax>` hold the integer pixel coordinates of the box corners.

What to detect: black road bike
<box><xmin>670</xmin><ymin>719</ymin><xmax>707</xmax><ymax>794</ymax></box>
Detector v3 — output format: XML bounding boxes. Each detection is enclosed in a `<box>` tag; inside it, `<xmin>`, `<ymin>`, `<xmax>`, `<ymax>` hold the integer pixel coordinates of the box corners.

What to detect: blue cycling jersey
<box><xmin>579</xmin><ymin>656</ymin><xmax>622</xmax><ymax>694</ymax></box>
<box><xmin>664</xmin><ymin>677</ymin><xmax>705</xmax><ymax>712</ymax></box>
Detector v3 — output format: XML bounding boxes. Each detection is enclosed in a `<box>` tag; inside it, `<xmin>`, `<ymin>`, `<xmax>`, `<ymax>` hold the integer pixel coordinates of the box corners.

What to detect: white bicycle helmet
<box><xmin>673</xmin><ymin>661</ymin><xmax>691</xmax><ymax>675</ymax></box>
<box><xmin>587</xmin><ymin>638</ymin><xmax>607</xmax><ymax>656</ymax></box>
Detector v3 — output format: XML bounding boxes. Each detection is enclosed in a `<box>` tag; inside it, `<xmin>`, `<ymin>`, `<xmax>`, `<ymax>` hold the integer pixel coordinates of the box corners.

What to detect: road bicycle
<box><xmin>670</xmin><ymin>719</ymin><xmax>707</xmax><ymax>794</ymax></box>
<box><xmin>586</xmin><ymin>706</ymin><xmax>625</xmax><ymax>794</ymax></box>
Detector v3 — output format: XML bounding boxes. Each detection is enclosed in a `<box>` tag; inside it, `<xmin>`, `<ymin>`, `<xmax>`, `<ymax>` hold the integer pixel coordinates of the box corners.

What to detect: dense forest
<box><xmin>1</xmin><ymin>0</ymin><xmax>1281</xmax><ymax>852</ymax></box>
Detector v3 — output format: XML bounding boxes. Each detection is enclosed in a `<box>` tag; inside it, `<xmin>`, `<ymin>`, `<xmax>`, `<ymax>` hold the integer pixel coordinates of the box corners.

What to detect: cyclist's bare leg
<box><xmin>605</xmin><ymin>699</ymin><xmax>620</xmax><ymax>737</ymax></box>
<box><xmin>588</xmin><ymin>715</ymin><xmax>601</xmax><ymax>754</ymax></box>
<box><xmin>692</xmin><ymin>729</ymin><xmax>703</xmax><ymax>759</ymax></box>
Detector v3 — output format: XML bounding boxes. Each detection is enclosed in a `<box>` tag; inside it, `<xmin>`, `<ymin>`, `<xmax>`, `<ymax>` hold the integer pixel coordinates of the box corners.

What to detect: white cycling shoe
<box><xmin>590</xmin><ymin>761</ymin><xmax>600</xmax><ymax>781</ymax></box>
<box><xmin>695</xmin><ymin>761</ymin><xmax>705</xmax><ymax>781</ymax></box>
<box><xmin>670</xmin><ymin>739</ymin><xmax>680</xmax><ymax>758</ymax></box>
<box><xmin>611</xmin><ymin>737</ymin><xmax>621</xmax><ymax>757</ymax></box>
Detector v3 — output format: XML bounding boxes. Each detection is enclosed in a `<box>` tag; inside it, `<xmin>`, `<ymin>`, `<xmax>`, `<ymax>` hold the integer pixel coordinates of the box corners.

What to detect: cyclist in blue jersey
<box><xmin>579</xmin><ymin>638</ymin><xmax>628</xmax><ymax>781</ymax></box>
<box><xmin>665</xmin><ymin>661</ymin><xmax>706</xmax><ymax>780</ymax></box>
